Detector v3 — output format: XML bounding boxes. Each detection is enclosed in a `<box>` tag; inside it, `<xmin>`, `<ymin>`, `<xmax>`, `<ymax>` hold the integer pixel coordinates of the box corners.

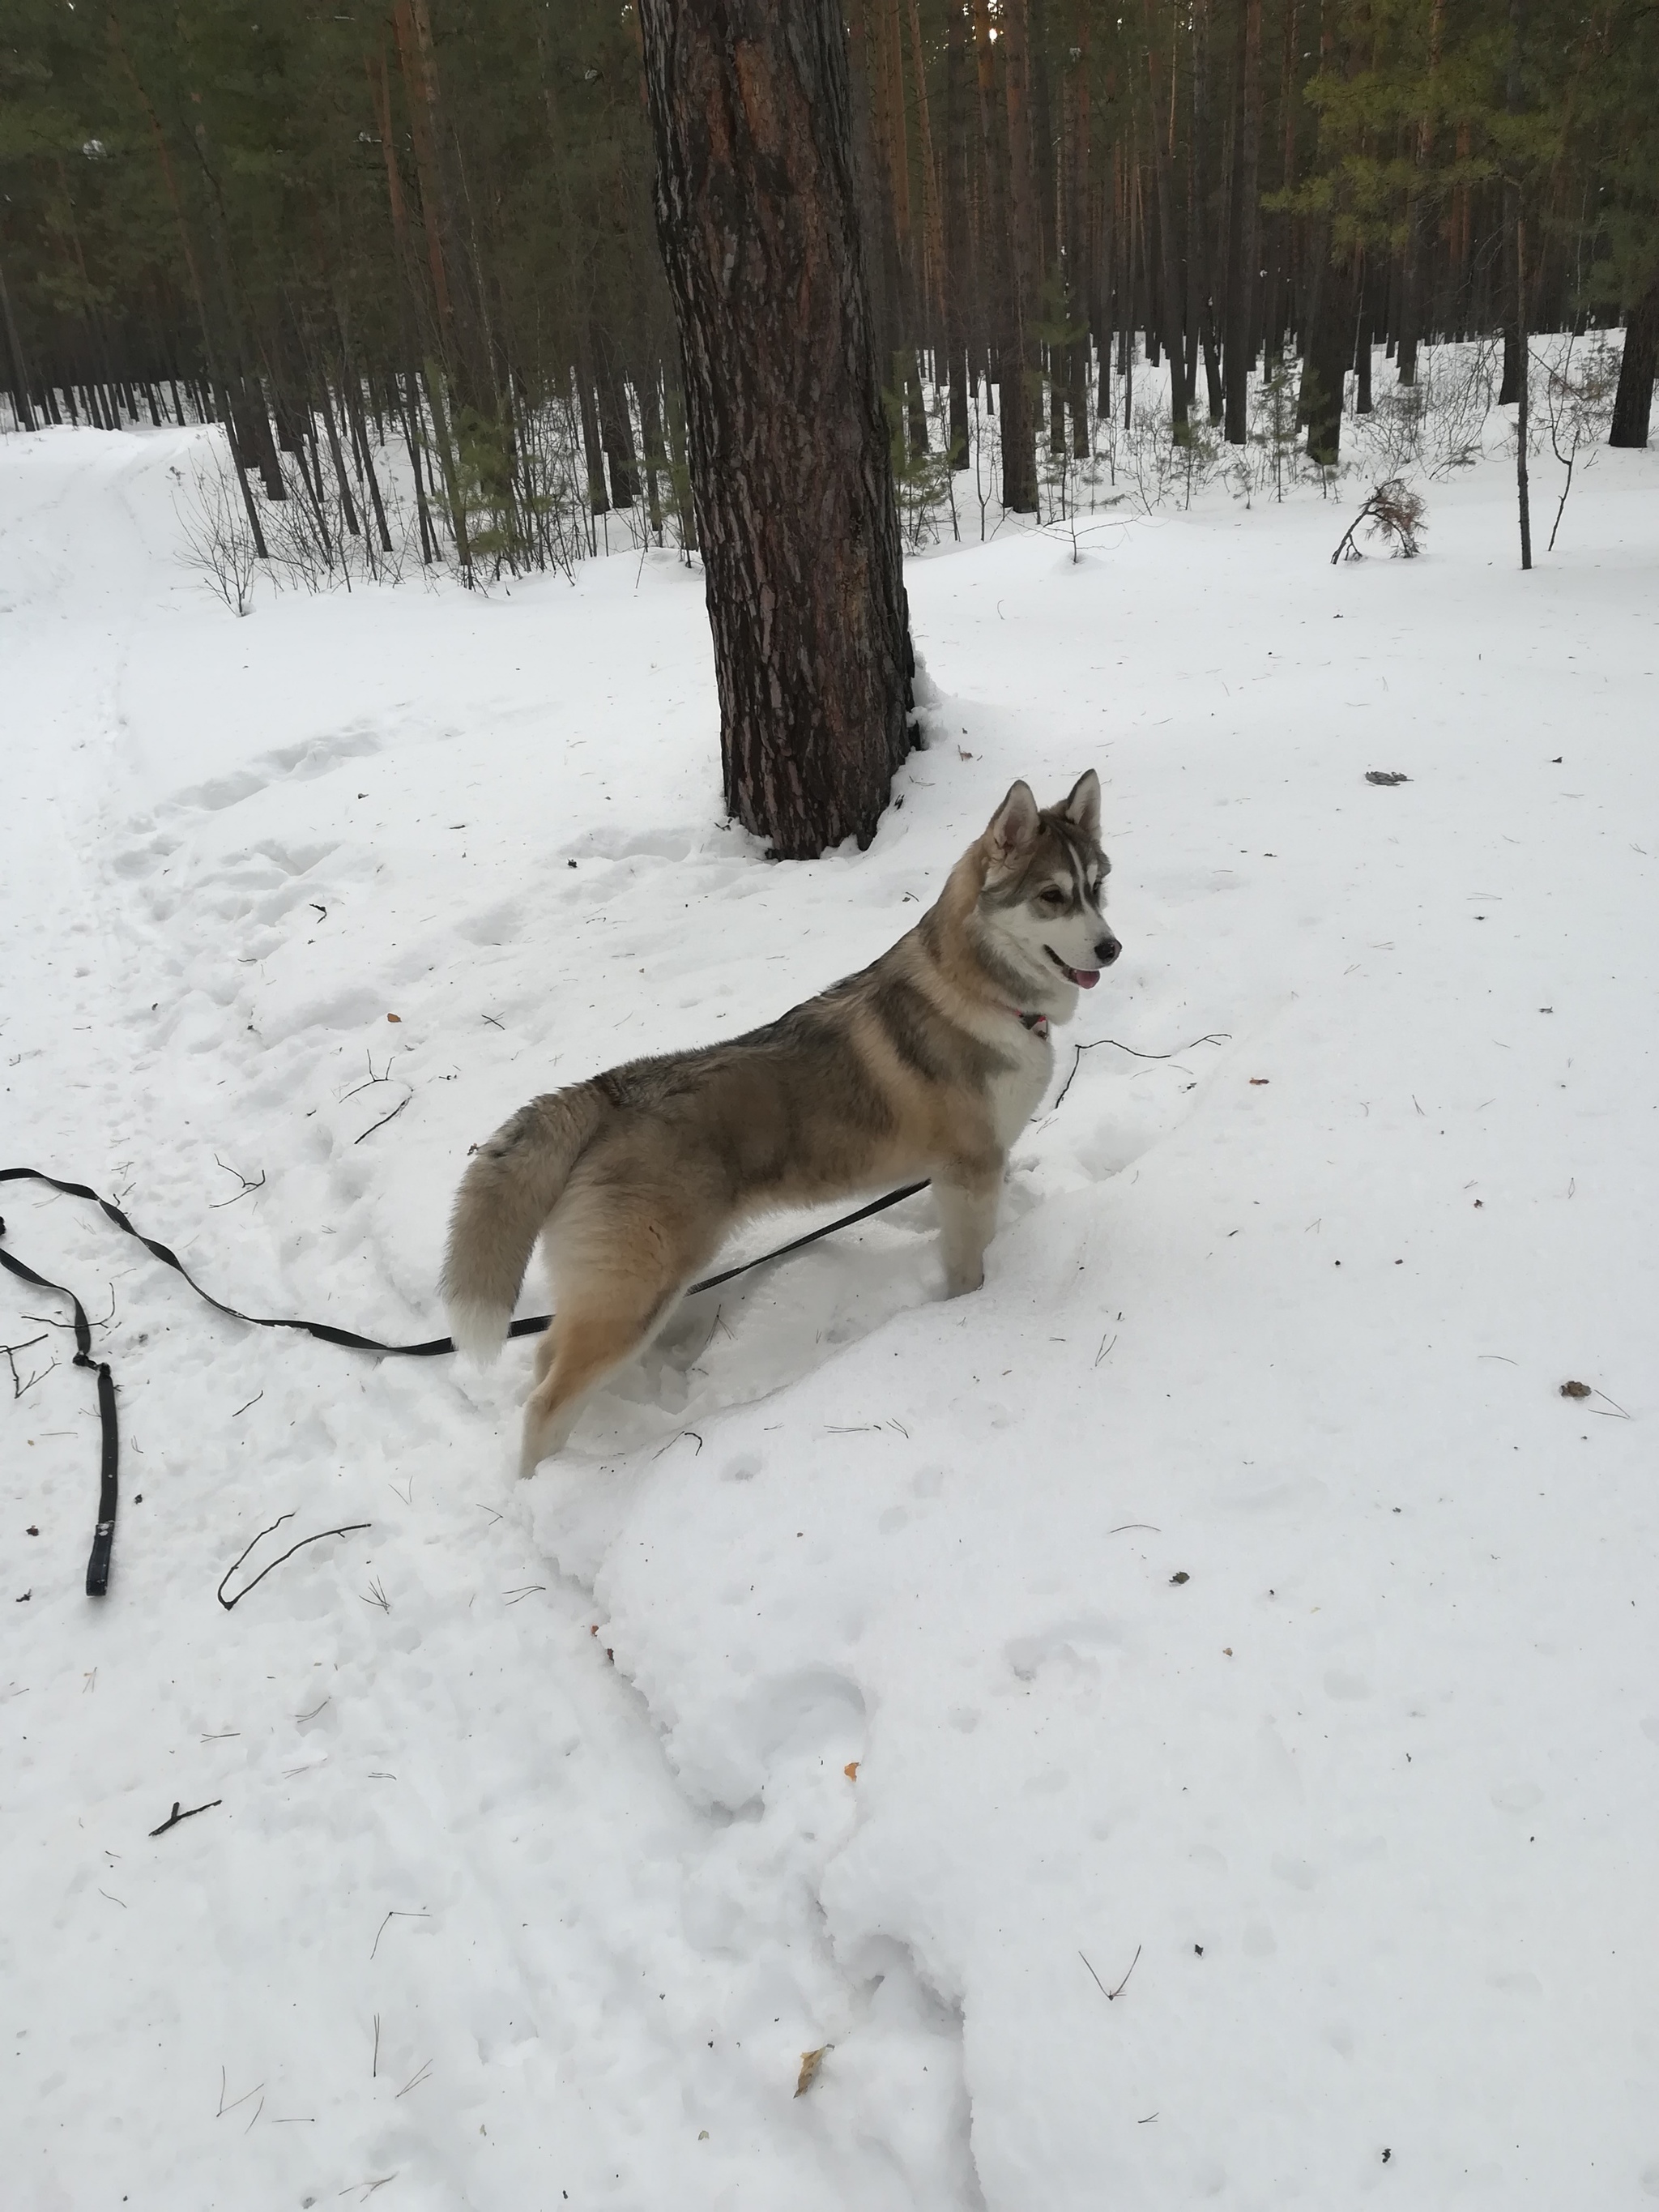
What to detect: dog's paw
<box><xmin>940</xmin><ymin>1266</ymin><xmax>985</xmax><ymax>1299</ymax></box>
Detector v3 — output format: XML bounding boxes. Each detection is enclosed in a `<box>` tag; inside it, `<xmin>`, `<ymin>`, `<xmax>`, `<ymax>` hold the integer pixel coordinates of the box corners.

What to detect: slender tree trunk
<box><xmin>342</xmin><ymin>356</ymin><xmax>394</xmax><ymax>553</ymax></box>
<box><xmin>1302</xmin><ymin>241</ymin><xmax>1350</xmax><ymax>464</ymax></box>
<box><xmin>1222</xmin><ymin>0</ymin><xmax>1260</xmax><ymax>442</ymax></box>
<box><xmin>997</xmin><ymin>0</ymin><xmax>1043</xmax><ymax>509</ymax></box>
<box><xmin>943</xmin><ymin>0</ymin><xmax>972</xmax><ymax>468</ymax></box>
<box><xmin>1354</xmin><ymin>269</ymin><xmax>1373</xmax><ymax>414</ymax></box>
<box><xmin>573</xmin><ymin>324</ymin><xmax>608</xmax><ymax>516</ymax></box>
<box><xmin>1065</xmin><ymin>11</ymin><xmax>1093</xmax><ymax>460</ymax></box>
<box><xmin>971</xmin><ymin>0</ymin><xmax>1035</xmax><ymax>510</ymax></box>
<box><xmin>1144</xmin><ymin>9</ymin><xmax>1188</xmax><ymax>434</ymax></box>
<box><xmin>635</xmin><ymin>358</ymin><xmax>667</xmax><ymax>540</ymax></box>
<box><xmin>595</xmin><ymin>331</ymin><xmax>640</xmax><ymax>507</ymax></box>
<box><xmin>639</xmin><ymin>0</ymin><xmax>915</xmax><ymax>858</ymax></box>
<box><xmin>317</xmin><ymin>376</ymin><xmax>361</xmax><ymax>537</ymax></box>
<box><xmin>399</xmin><ymin>363</ymin><xmax>438</xmax><ymax>563</ymax></box>
<box><xmin>1515</xmin><ymin>213</ymin><xmax>1532</xmax><ymax>569</ymax></box>
<box><xmin>0</xmin><ymin>256</ymin><xmax>38</xmax><ymax>431</ymax></box>
<box><xmin>1499</xmin><ymin>0</ymin><xmax>1525</xmax><ymax>410</ymax></box>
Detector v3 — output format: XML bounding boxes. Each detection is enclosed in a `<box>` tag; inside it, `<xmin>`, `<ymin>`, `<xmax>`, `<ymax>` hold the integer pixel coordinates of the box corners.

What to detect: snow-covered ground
<box><xmin>2</xmin><ymin>419</ymin><xmax>1657</xmax><ymax>2211</ymax></box>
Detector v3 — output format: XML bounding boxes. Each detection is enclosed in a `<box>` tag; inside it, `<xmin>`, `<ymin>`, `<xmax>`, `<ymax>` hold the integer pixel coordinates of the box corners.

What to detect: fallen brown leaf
<box><xmin>795</xmin><ymin>2046</ymin><xmax>830</xmax><ymax>2097</ymax></box>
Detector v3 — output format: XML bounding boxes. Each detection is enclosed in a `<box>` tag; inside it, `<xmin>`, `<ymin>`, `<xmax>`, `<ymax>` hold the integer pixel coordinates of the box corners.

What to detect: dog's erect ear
<box><xmin>1060</xmin><ymin>769</ymin><xmax>1101</xmax><ymax>843</ymax></box>
<box><xmin>985</xmin><ymin>781</ymin><xmax>1040</xmax><ymax>869</ymax></box>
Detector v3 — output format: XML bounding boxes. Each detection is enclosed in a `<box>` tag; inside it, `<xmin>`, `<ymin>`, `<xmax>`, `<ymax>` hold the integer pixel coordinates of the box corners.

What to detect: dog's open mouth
<box><xmin>1043</xmin><ymin>946</ymin><xmax>1100</xmax><ymax>989</ymax></box>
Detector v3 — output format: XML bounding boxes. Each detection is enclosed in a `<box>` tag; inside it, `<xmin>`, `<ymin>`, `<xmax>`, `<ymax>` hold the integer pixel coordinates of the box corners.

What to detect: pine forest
<box><xmin>2</xmin><ymin>0</ymin><xmax>1656</xmax><ymax>587</ymax></box>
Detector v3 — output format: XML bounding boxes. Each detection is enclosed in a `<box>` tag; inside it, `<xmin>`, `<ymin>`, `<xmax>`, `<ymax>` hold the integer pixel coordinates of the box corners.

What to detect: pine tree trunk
<box><xmin>1302</xmin><ymin>243</ymin><xmax>1350</xmax><ymax>465</ymax></box>
<box><xmin>1514</xmin><ymin>211</ymin><xmax>1532</xmax><ymax>570</ymax></box>
<box><xmin>1222</xmin><ymin>0</ymin><xmax>1260</xmax><ymax>443</ymax></box>
<box><xmin>943</xmin><ymin>0</ymin><xmax>973</xmax><ymax>468</ymax></box>
<box><xmin>971</xmin><ymin>0</ymin><xmax>1035</xmax><ymax>510</ymax></box>
<box><xmin>635</xmin><ymin>359</ymin><xmax>667</xmax><ymax>540</ymax></box>
<box><xmin>1065</xmin><ymin>13</ymin><xmax>1093</xmax><ymax>460</ymax></box>
<box><xmin>595</xmin><ymin>332</ymin><xmax>640</xmax><ymax>507</ymax></box>
<box><xmin>1144</xmin><ymin>11</ymin><xmax>1189</xmax><ymax>435</ymax></box>
<box><xmin>573</xmin><ymin>325</ymin><xmax>608</xmax><ymax>517</ymax></box>
<box><xmin>0</xmin><ymin>255</ymin><xmax>38</xmax><ymax>432</ymax></box>
<box><xmin>640</xmin><ymin>0</ymin><xmax>914</xmax><ymax>859</ymax></box>
<box><xmin>1609</xmin><ymin>282</ymin><xmax>1658</xmax><ymax>449</ymax></box>
<box><xmin>996</xmin><ymin>0</ymin><xmax>1043</xmax><ymax>510</ymax></box>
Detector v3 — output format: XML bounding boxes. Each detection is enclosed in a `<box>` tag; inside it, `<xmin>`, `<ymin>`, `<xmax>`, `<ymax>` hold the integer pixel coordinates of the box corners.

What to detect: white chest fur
<box><xmin>987</xmin><ymin>1026</ymin><xmax>1054</xmax><ymax>1149</ymax></box>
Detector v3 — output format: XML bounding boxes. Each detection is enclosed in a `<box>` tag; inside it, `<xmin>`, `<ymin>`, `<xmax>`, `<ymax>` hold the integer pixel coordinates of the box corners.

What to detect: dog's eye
<box><xmin>1039</xmin><ymin>886</ymin><xmax>1065</xmax><ymax>907</ymax></box>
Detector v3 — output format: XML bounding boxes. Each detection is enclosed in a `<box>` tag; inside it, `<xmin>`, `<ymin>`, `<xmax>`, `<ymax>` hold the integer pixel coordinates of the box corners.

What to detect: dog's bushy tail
<box><xmin>441</xmin><ymin>1084</ymin><xmax>608</xmax><ymax>1362</ymax></box>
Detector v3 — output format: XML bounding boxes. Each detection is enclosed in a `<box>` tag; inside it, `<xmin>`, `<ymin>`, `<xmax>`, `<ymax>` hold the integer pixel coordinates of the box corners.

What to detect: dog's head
<box><xmin>975</xmin><ymin>771</ymin><xmax>1120</xmax><ymax>1002</ymax></box>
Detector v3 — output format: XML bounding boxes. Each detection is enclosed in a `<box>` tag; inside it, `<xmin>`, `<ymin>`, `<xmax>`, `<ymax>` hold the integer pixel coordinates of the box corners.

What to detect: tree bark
<box><xmin>943</xmin><ymin>0</ymin><xmax>973</xmax><ymax>467</ymax></box>
<box><xmin>1609</xmin><ymin>282</ymin><xmax>1658</xmax><ymax>449</ymax></box>
<box><xmin>0</xmin><ymin>255</ymin><xmax>39</xmax><ymax>432</ymax></box>
<box><xmin>640</xmin><ymin>0</ymin><xmax>915</xmax><ymax>859</ymax></box>
<box><xmin>1222</xmin><ymin>0</ymin><xmax>1260</xmax><ymax>442</ymax></box>
<box><xmin>1301</xmin><ymin>241</ymin><xmax>1351</xmax><ymax>465</ymax></box>
<box><xmin>996</xmin><ymin>0</ymin><xmax>1043</xmax><ymax>509</ymax></box>
<box><xmin>1514</xmin><ymin>211</ymin><xmax>1531</xmax><ymax>569</ymax></box>
<box><xmin>1143</xmin><ymin>6</ymin><xmax>1189</xmax><ymax>435</ymax></box>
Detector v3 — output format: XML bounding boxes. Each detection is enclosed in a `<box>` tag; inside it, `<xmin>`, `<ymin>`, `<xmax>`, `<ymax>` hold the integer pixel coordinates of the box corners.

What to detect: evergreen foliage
<box><xmin>2</xmin><ymin>0</ymin><xmax>1654</xmax><ymax>563</ymax></box>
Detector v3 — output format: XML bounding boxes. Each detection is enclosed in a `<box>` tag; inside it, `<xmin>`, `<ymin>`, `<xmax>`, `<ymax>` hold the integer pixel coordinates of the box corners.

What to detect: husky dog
<box><xmin>444</xmin><ymin>772</ymin><xmax>1120</xmax><ymax>1471</ymax></box>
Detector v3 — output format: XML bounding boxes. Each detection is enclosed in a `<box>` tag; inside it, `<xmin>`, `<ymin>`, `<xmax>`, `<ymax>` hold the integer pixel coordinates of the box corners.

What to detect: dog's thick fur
<box><xmin>443</xmin><ymin>772</ymin><xmax>1120</xmax><ymax>1471</ymax></box>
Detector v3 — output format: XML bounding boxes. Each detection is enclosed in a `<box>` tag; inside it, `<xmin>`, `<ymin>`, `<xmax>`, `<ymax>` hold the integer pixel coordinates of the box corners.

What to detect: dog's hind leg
<box><xmin>518</xmin><ymin>1301</ymin><xmax>669</xmax><ymax>1475</ymax></box>
<box><xmin>517</xmin><ymin>1223</ymin><xmax>703</xmax><ymax>1474</ymax></box>
<box><xmin>933</xmin><ymin>1159</ymin><xmax>1004</xmax><ymax>1297</ymax></box>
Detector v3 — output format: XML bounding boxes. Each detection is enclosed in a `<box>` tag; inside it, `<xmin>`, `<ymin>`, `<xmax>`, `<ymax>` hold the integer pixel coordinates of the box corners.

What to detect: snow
<box><xmin>3</xmin><ymin>416</ymin><xmax>1657</xmax><ymax>2212</ymax></box>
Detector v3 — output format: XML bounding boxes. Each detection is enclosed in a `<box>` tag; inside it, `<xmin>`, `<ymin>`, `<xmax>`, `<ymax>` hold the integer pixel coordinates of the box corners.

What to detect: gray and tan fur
<box><xmin>443</xmin><ymin>772</ymin><xmax>1120</xmax><ymax>1471</ymax></box>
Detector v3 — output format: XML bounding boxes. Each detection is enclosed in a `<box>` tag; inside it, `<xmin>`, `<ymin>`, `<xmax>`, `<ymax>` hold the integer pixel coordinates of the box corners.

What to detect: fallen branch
<box><xmin>217</xmin><ymin>1514</ymin><xmax>372</xmax><ymax>1611</ymax></box>
<box><xmin>210</xmin><ymin>1157</ymin><xmax>267</xmax><ymax>1208</ymax></box>
<box><xmin>354</xmin><ymin>1095</ymin><xmax>409</xmax><ymax>1147</ymax></box>
<box><xmin>3</xmin><ymin>1334</ymin><xmax>53</xmax><ymax>1399</ymax></box>
<box><xmin>1331</xmin><ymin>478</ymin><xmax>1427</xmax><ymax>564</ymax></box>
<box><xmin>1054</xmin><ymin>1032</ymin><xmax>1230</xmax><ymax>1112</ymax></box>
<box><xmin>149</xmin><ymin>1796</ymin><xmax>222</xmax><ymax>1838</ymax></box>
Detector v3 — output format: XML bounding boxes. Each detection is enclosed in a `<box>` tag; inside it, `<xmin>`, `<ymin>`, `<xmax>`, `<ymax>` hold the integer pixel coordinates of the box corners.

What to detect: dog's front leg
<box><xmin>934</xmin><ymin>1162</ymin><xmax>1003</xmax><ymax>1297</ymax></box>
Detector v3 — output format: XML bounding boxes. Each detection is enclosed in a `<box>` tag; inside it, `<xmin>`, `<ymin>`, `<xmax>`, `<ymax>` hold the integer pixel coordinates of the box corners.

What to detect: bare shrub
<box><xmin>1359</xmin><ymin>337</ymin><xmax>1498</xmax><ymax>478</ymax></box>
<box><xmin>1538</xmin><ymin>335</ymin><xmax>1620</xmax><ymax>552</ymax></box>
<box><xmin>173</xmin><ymin>444</ymin><xmax>259</xmax><ymax>615</ymax></box>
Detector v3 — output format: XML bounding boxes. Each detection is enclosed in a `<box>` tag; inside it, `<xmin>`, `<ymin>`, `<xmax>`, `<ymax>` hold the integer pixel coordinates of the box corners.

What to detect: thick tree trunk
<box><xmin>0</xmin><ymin>255</ymin><xmax>38</xmax><ymax>432</ymax></box>
<box><xmin>640</xmin><ymin>0</ymin><xmax>914</xmax><ymax>859</ymax></box>
<box><xmin>972</xmin><ymin>0</ymin><xmax>1035</xmax><ymax>510</ymax></box>
<box><xmin>573</xmin><ymin>324</ymin><xmax>608</xmax><ymax>517</ymax></box>
<box><xmin>1609</xmin><ymin>283</ymin><xmax>1658</xmax><ymax>449</ymax></box>
<box><xmin>996</xmin><ymin>0</ymin><xmax>1043</xmax><ymax>510</ymax></box>
<box><xmin>943</xmin><ymin>0</ymin><xmax>972</xmax><ymax>468</ymax></box>
<box><xmin>1222</xmin><ymin>0</ymin><xmax>1261</xmax><ymax>443</ymax></box>
<box><xmin>1302</xmin><ymin>243</ymin><xmax>1351</xmax><ymax>465</ymax></box>
<box><xmin>595</xmin><ymin>330</ymin><xmax>640</xmax><ymax>508</ymax></box>
<box><xmin>1144</xmin><ymin>14</ymin><xmax>1188</xmax><ymax>436</ymax></box>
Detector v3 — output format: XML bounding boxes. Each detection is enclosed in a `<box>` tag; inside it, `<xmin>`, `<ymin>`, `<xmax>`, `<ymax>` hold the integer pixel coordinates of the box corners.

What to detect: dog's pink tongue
<box><xmin>1074</xmin><ymin>968</ymin><xmax>1100</xmax><ymax>989</ymax></box>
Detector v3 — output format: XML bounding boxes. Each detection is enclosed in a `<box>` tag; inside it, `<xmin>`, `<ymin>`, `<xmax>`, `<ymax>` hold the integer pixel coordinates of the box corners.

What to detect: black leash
<box><xmin>0</xmin><ymin>1221</ymin><xmax>119</xmax><ymax>1597</ymax></box>
<box><xmin>0</xmin><ymin>1166</ymin><xmax>930</xmax><ymax>1597</ymax></box>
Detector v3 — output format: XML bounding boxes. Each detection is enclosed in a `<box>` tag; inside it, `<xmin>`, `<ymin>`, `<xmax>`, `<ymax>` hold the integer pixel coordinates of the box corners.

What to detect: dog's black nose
<box><xmin>1096</xmin><ymin>935</ymin><xmax>1121</xmax><ymax>966</ymax></box>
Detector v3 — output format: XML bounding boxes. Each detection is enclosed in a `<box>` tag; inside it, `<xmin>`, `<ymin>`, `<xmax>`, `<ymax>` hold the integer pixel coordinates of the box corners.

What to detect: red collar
<box><xmin>1004</xmin><ymin>1006</ymin><xmax>1049</xmax><ymax>1037</ymax></box>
